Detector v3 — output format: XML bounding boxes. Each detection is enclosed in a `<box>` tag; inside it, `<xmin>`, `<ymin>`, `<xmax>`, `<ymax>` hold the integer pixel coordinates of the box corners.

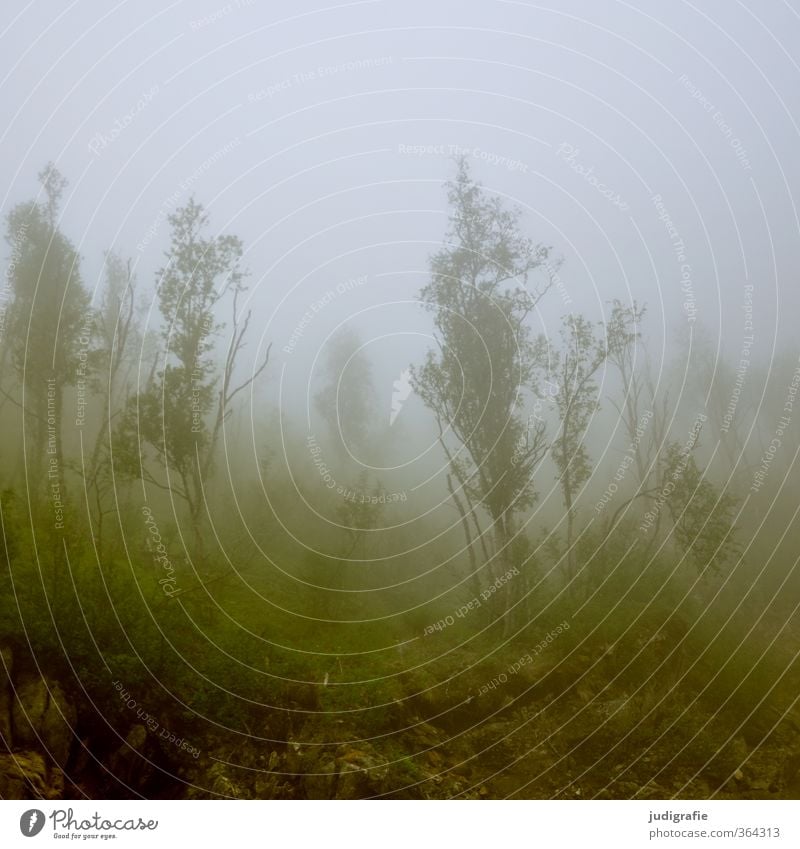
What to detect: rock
<box><xmin>779</xmin><ymin>752</ymin><xmax>800</xmax><ymax>798</ymax></box>
<box><xmin>304</xmin><ymin>758</ymin><xmax>338</xmax><ymax>799</ymax></box>
<box><xmin>182</xmin><ymin>746</ymin><xmax>297</xmax><ymax>800</ymax></box>
<box><xmin>283</xmin><ymin>739</ymin><xmax>305</xmax><ymax>772</ymax></box>
<box><xmin>413</xmin><ymin>722</ymin><xmax>441</xmax><ymax>748</ymax></box>
<box><xmin>0</xmin><ymin>643</ymin><xmax>13</xmax><ymax>679</ymax></box>
<box><xmin>0</xmin><ymin>644</ymin><xmax>12</xmax><ymax>748</ymax></box>
<box><xmin>107</xmin><ymin>725</ymin><xmax>152</xmax><ymax>790</ymax></box>
<box><xmin>11</xmin><ymin>677</ymin><xmax>77</xmax><ymax>763</ymax></box>
<box><xmin>335</xmin><ymin>746</ymin><xmax>390</xmax><ymax>799</ymax></box>
<box><xmin>298</xmin><ymin>743</ymin><xmax>391</xmax><ymax>799</ymax></box>
<box><xmin>467</xmin><ymin>720</ymin><xmax>519</xmax><ymax>761</ymax></box>
<box><xmin>205</xmin><ymin>761</ymin><xmax>252</xmax><ymax>799</ymax></box>
<box><xmin>0</xmin><ymin>750</ymin><xmax>64</xmax><ymax>798</ymax></box>
<box><xmin>254</xmin><ymin>770</ymin><xmax>289</xmax><ymax>799</ymax></box>
<box><xmin>126</xmin><ymin>724</ymin><xmax>147</xmax><ymax>750</ymax></box>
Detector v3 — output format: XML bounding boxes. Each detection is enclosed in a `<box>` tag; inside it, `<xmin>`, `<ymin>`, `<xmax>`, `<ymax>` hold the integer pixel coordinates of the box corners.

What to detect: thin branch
<box><xmin>141</xmin><ymin>466</ymin><xmax>188</xmax><ymax>501</ymax></box>
<box><xmin>0</xmin><ymin>383</ymin><xmax>41</xmax><ymax>421</ymax></box>
<box><xmin>226</xmin><ymin>341</ymin><xmax>271</xmax><ymax>408</ymax></box>
<box><xmin>605</xmin><ymin>487</ymin><xmax>662</xmax><ymax>533</ymax></box>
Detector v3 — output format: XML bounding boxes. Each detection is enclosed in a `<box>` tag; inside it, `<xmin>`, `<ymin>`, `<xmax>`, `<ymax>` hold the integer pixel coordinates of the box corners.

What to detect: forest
<box><xmin>1</xmin><ymin>157</ymin><xmax>799</xmax><ymax>801</ymax></box>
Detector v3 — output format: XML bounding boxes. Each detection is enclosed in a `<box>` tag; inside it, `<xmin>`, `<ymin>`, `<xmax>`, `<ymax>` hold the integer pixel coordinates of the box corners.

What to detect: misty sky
<box><xmin>2</xmin><ymin>0</ymin><xmax>799</xmax><ymax>446</ymax></box>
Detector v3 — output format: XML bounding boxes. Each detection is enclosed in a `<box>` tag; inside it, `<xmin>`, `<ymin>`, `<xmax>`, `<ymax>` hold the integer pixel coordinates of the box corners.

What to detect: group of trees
<box><xmin>0</xmin><ymin>159</ymin><xmax>746</xmax><ymax>639</ymax></box>
<box><xmin>410</xmin><ymin>160</ymin><xmax>740</xmax><ymax>627</ymax></box>
<box><xmin>1</xmin><ymin>157</ymin><xmax>798</xmax><ymax>801</ymax></box>
<box><xmin>1</xmin><ymin>169</ymin><xmax>267</xmax><ymax>568</ymax></box>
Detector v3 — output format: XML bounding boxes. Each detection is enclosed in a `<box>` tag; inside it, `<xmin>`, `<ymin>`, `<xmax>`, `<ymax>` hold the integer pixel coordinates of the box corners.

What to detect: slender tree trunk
<box><xmin>446</xmin><ymin>472</ymin><xmax>482</xmax><ymax>602</ymax></box>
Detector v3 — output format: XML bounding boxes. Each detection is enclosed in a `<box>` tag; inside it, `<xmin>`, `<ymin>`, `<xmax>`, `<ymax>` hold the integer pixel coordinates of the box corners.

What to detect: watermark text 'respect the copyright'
<box><xmin>398</xmin><ymin>143</ymin><xmax>528</xmax><ymax>173</ymax></box>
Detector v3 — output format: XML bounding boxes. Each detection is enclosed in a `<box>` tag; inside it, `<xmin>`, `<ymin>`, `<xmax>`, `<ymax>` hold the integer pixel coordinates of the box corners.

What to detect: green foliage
<box><xmin>552</xmin><ymin>305</ymin><xmax>641</xmax><ymax>510</ymax></box>
<box><xmin>4</xmin><ymin>165</ymin><xmax>91</xmax><ymax>390</ymax></box>
<box><xmin>412</xmin><ymin>158</ymin><xmax>552</xmax><ymax>527</ymax></box>
<box><xmin>551</xmin><ymin>314</ymin><xmax>606</xmax><ymax>504</ymax></box>
<box><xmin>0</xmin><ymin>162</ymin><xmax>785</xmax><ymax>802</ymax></box>
<box><xmin>2</xmin><ymin>164</ymin><xmax>92</xmax><ymax>495</ymax></box>
<box><xmin>113</xmin><ymin>199</ymin><xmax>260</xmax><ymax>545</ymax></box>
<box><xmin>661</xmin><ymin>441</ymin><xmax>740</xmax><ymax>572</ymax></box>
<box><xmin>551</xmin><ymin>304</ymin><xmax>640</xmax><ymax>580</ymax></box>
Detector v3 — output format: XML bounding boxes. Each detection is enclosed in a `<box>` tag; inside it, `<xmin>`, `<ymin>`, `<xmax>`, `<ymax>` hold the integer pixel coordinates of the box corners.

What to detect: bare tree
<box><xmin>314</xmin><ymin>327</ymin><xmax>376</xmax><ymax>459</ymax></box>
<box><xmin>551</xmin><ymin>304</ymin><xmax>639</xmax><ymax>585</ymax></box>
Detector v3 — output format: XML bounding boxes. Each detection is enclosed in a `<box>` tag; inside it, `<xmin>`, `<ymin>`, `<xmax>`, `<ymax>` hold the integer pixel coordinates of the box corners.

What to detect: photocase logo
<box><xmin>20</xmin><ymin>809</ymin><xmax>45</xmax><ymax>837</ymax></box>
<box><xmin>390</xmin><ymin>368</ymin><xmax>413</xmax><ymax>426</ymax></box>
